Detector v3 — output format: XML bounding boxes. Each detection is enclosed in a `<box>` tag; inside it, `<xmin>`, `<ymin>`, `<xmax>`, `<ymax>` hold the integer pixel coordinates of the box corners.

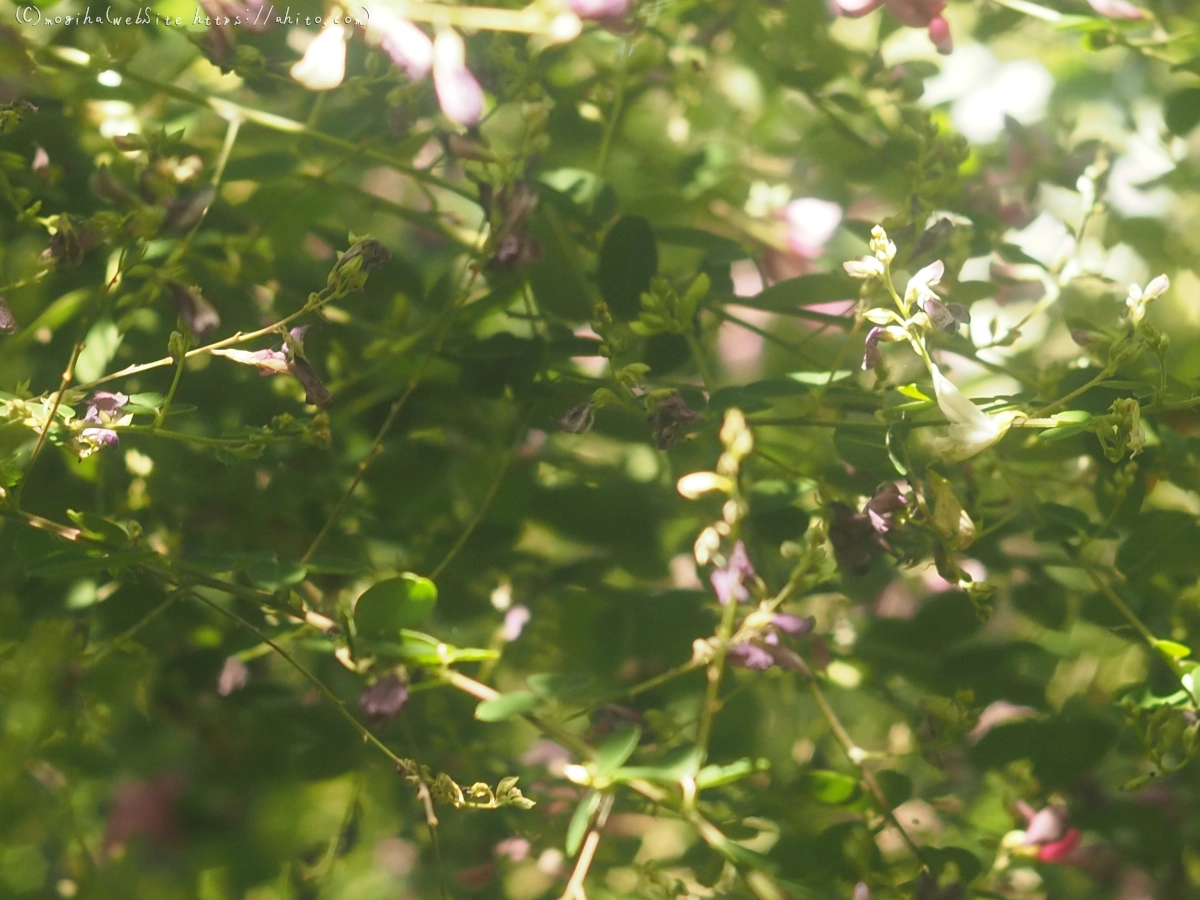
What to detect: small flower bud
<box><xmin>677</xmin><ymin>472</ymin><xmax>733</xmax><ymax>499</ymax></box>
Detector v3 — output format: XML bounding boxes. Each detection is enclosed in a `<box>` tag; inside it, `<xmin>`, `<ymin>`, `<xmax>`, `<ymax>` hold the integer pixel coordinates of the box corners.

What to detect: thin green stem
<box><xmin>399</xmin><ymin>718</ymin><xmax>451</xmax><ymax>900</ymax></box>
<box><xmin>77</xmin><ymin>288</ymin><xmax>336</xmax><ymax>391</ymax></box>
<box><xmin>1033</xmin><ymin>365</ymin><xmax>1115</xmax><ymax>417</ymax></box>
<box><xmin>694</xmin><ymin>597</ymin><xmax>739</xmax><ymax>766</ymax></box>
<box><xmin>1074</xmin><ymin>555</ymin><xmax>1196</xmax><ymax>701</ymax></box>
<box><xmin>807</xmin><ymin>675</ymin><xmax>931</xmax><ymax>871</ymax></box>
<box><xmin>153</xmin><ymin>341</ymin><xmax>189</xmax><ymax>430</ymax></box>
<box><xmin>593</xmin><ymin>39</ymin><xmax>628</xmax><ymax>196</ymax></box>
<box><xmin>43</xmin><ymin>47</ymin><xmax>474</xmax><ymax>201</ymax></box>
<box><xmin>85</xmin><ymin>593</ymin><xmax>182</xmax><ymax>665</ymax></box>
<box><xmin>185</xmin><ymin>587</ymin><xmax>410</xmax><ymax>768</ymax></box>
<box><xmin>429</xmin><ymin>410</ymin><xmax>532</xmax><ymax>581</ymax></box>
<box><xmin>300</xmin><ymin>250</ymin><xmax>486</xmax><ymax>567</ymax></box>
<box><xmin>685</xmin><ymin>332</ymin><xmax>715</xmax><ymax>392</ymax></box>
<box><xmin>19</xmin><ymin>335</ymin><xmax>86</xmax><ymax>505</ymax></box>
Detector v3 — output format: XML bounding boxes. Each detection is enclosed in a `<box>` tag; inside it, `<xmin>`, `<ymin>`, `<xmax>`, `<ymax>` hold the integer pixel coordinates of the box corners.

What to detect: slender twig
<box><xmin>300</xmin><ymin>250</ymin><xmax>487</xmax><ymax>567</ymax></box>
<box><xmin>1074</xmin><ymin>555</ymin><xmax>1196</xmax><ymax>701</ymax></box>
<box><xmin>399</xmin><ymin>718</ymin><xmax>451</xmax><ymax>900</ymax></box>
<box><xmin>153</xmin><ymin>340</ymin><xmax>189</xmax><ymax>431</ymax></box>
<box><xmin>429</xmin><ymin>410</ymin><xmax>533</xmax><ymax>581</ymax></box>
<box><xmin>694</xmin><ymin>598</ymin><xmax>739</xmax><ymax>765</ymax></box>
<box><xmin>1032</xmin><ymin>365</ymin><xmax>1116</xmax><ymax>417</ymax></box>
<box><xmin>43</xmin><ymin>47</ymin><xmax>474</xmax><ymax>201</ymax></box>
<box><xmin>560</xmin><ymin>793</ymin><xmax>614</xmax><ymax>900</ymax></box>
<box><xmin>85</xmin><ymin>593</ymin><xmax>182</xmax><ymax>665</ymax></box>
<box><xmin>184</xmin><ymin>587</ymin><xmax>409</xmax><ymax>766</ymax></box>
<box><xmin>19</xmin><ymin>336</ymin><xmax>86</xmax><ymax>502</ymax></box>
<box><xmin>807</xmin><ymin>675</ymin><xmax>931</xmax><ymax>871</ymax></box>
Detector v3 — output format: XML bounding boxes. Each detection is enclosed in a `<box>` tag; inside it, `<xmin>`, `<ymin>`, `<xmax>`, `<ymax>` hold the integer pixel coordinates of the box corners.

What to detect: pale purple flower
<box><xmin>168</xmin><ymin>282</ymin><xmax>220</xmax><ymax>340</ymax></box>
<box><xmin>80</xmin><ymin>427</ymin><xmax>120</xmax><ymax>448</ymax></box>
<box><xmin>710</xmin><ymin>541</ymin><xmax>756</xmax><ymax>605</ymax></box>
<box><xmin>0</xmin><ymin>296</ymin><xmax>15</xmax><ymax>334</ymax></box>
<box><xmin>771</xmin><ymin>614</ymin><xmax>815</xmax><ymax>637</ymax></box>
<box><xmin>569</xmin><ymin>0</ymin><xmax>632</xmax><ymax>19</ymax></box>
<box><xmin>85</xmin><ymin>391</ymin><xmax>129</xmax><ymax>421</ymax></box>
<box><xmin>502</xmin><ymin>605</ymin><xmax>530</xmax><ymax>642</ymax></box>
<box><xmin>217</xmin><ymin>657</ymin><xmax>250</xmax><ymax>696</ymax></box>
<box><xmin>1087</xmin><ymin>0</ymin><xmax>1144</xmax><ymax>17</ymax></box>
<box><xmin>727</xmin><ymin>641</ymin><xmax>775</xmax><ymax>670</ymax></box>
<box><xmin>371</xmin><ymin>10</ymin><xmax>434</xmax><ymax>79</ymax></box>
<box><xmin>494</xmin><ymin>837</ymin><xmax>532</xmax><ymax>863</ymax></box>
<box><xmin>832</xmin><ymin>0</ymin><xmax>952</xmax><ymax>54</ymax></box>
<box><xmin>433</xmin><ymin>30</ymin><xmax>484</xmax><ymax>126</ymax></box>
<box><xmin>290</xmin><ymin>357</ymin><xmax>332</xmax><ymax>410</ymax></box>
<box><xmin>863</xmin><ymin>326</ymin><xmax>884</xmax><ymax>370</ymax></box>
<box><xmin>359</xmin><ymin>673</ymin><xmax>410</xmax><ymax>721</ymax></box>
<box><xmin>923</xmin><ymin>297</ymin><xmax>970</xmax><ymax>333</ymax></box>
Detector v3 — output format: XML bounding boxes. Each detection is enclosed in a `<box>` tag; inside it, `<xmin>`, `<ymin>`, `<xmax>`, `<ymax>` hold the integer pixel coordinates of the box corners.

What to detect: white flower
<box><xmin>677</xmin><ymin>471</ymin><xmax>733</xmax><ymax>499</ymax></box>
<box><xmin>904</xmin><ymin>259</ymin><xmax>944</xmax><ymax>308</ymax></box>
<box><xmin>433</xmin><ymin>29</ymin><xmax>484</xmax><ymax>126</ymax></box>
<box><xmin>1125</xmin><ymin>274</ymin><xmax>1168</xmax><ymax>325</ymax></box>
<box><xmin>927</xmin><ymin>365</ymin><xmax>1012</xmax><ymax>462</ymax></box>
<box><xmin>869</xmin><ymin>225</ymin><xmax>896</xmax><ymax>263</ymax></box>
<box><xmin>290</xmin><ymin>22</ymin><xmax>346</xmax><ymax>91</ymax></box>
<box><xmin>844</xmin><ymin>256</ymin><xmax>885</xmax><ymax>279</ymax></box>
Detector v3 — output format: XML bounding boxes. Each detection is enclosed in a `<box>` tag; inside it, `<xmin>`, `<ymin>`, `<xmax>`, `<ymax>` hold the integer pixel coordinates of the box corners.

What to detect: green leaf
<box><xmin>594</xmin><ymin>725</ymin><xmax>641</xmax><ymax>777</ymax></box>
<box><xmin>695</xmin><ymin>757</ymin><xmax>767</xmax><ymax>790</ymax></box>
<box><xmin>610</xmin><ymin>746</ymin><xmax>703</xmax><ymax>785</ymax></box>
<box><xmin>803</xmin><ymin>770</ymin><xmax>860</xmax><ymax>805</ymax></box>
<box><xmin>566</xmin><ymin>792</ymin><xmax>601</xmax><ymax>857</ymax></box>
<box><xmin>474</xmin><ymin>691</ymin><xmax>539</xmax><ymax>722</ymax></box>
<box><xmin>789</xmin><ymin>369</ymin><xmax>854</xmax><ymax>386</ymax></box>
<box><xmin>897</xmin><ymin>383</ymin><xmax>932</xmax><ymax>401</ymax></box>
<box><xmin>1165</xmin><ymin>87</ymin><xmax>1200</xmax><ymax>136</ymax></box>
<box><xmin>1154</xmin><ymin>639</ymin><xmax>1191</xmax><ymax>660</ymax></box>
<box><xmin>65</xmin><ymin>510</ymin><xmax>131</xmax><ymax>547</ymax></box>
<box><xmin>924</xmin><ymin>846</ymin><xmax>983</xmax><ymax>883</ymax></box>
<box><xmin>740</xmin><ymin>273</ymin><xmax>858</xmax><ymax>311</ymax></box>
<box><xmin>874</xmin><ymin>769</ymin><xmax>912</xmax><ymax>809</ymax></box>
<box><xmin>354</xmin><ymin>574</ymin><xmax>438</xmax><ymax>637</ymax></box>
<box><xmin>598</xmin><ymin>216</ymin><xmax>658</xmax><ymax>319</ymax></box>
<box><xmin>25</xmin><ymin>547</ymin><xmax>156</xmax><ymax>579</ymax></box>
<box><xmin>75</xmin><ymin>319</ymin><xmax>123</xmax><ymax>384</ymax></box>
<box><xmin>246</xmin><ymin>557</ymin><xmax>308</xmax><ymax>592</ymax></box>
<box><xmin>122</xmin><ymin>392</ymin><xmax>165</xmax><ymax>415</ymax></box>
<box><xmin>656</xmin><ymin>227</ymin><xmax>746</xmax><ymax>263</ymax></box>
<box><xmin>527</xmin><ymin>673</ymin><xmax>597</xmax><ymax>701</ymax></box>
<box><xmin>1116</xmin><ymin>511</ymin><xmax>1200</xmax><ymax>578</ymax></box>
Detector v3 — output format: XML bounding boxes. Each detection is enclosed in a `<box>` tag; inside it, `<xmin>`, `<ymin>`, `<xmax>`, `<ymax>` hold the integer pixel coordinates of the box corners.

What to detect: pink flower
<box><xmin>569</xmin><ymin>0</ymin><xmax>632</xmax><ymax>20</ymax></box>
<box><xmin>370</xmin><ymin>10</ymin><xmax>434</xmax><ymax>79</ymax></box>
<box><xmin>832</xmin><ymin>0</ymin><xmax>953</xmax><ymax>54</ymax></box>
<box><xmin>1087</xmin><ymin>0</ymin><xmax>1145</xmax><ymax>17</ymax></box>
<box><xmin>433</xmin><ymin>30</ymin><xmax>484</xmax><ymax>126</ymax></box>
<box><xmin>783</xmin><ymin>197</ymin><xmax>842</xmax><ymax>258</ymax></box>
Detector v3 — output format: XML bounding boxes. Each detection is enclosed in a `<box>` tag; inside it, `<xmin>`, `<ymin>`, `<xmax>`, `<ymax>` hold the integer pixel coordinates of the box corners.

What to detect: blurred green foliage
<box><xmin>4</xmin><ymin>0</ymin><xmax>1200</xmax><ymax>898</ymax></box>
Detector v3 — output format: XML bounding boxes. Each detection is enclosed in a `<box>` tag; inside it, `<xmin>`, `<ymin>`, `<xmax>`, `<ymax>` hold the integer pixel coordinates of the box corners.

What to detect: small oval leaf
<box><xmin>475</xmin><ymin>691</ymin><xmax>539</xmax><ymax>722</ymax></box>
<box><xmin>354</xmin><ymin>574</ymin><xmax>438</xmax><ymax>637</ymax></box>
